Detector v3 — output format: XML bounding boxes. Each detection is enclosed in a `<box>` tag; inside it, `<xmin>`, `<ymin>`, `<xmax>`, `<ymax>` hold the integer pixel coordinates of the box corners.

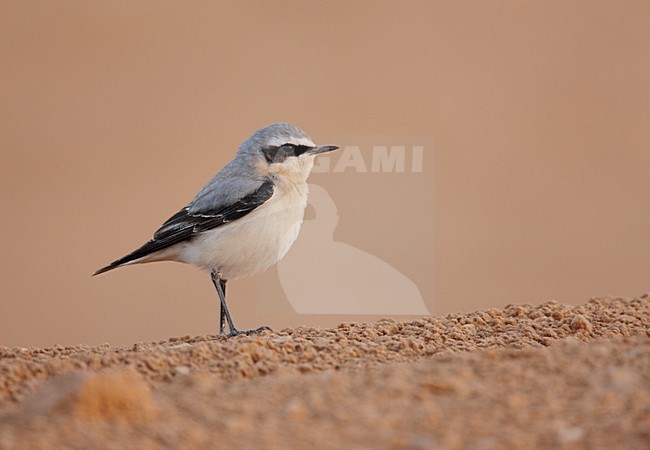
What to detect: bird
<box><xmin>94</xmin><ymin>123</ymin><xmax>338</xmax><ymax>337</ymax></box>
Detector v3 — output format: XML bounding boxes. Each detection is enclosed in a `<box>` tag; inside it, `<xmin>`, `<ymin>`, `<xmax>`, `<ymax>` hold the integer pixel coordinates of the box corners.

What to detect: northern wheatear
<box><xmin>94</xmin><ymin>123</ymin><xmax>338</xmax><ymax>336</ymax></box>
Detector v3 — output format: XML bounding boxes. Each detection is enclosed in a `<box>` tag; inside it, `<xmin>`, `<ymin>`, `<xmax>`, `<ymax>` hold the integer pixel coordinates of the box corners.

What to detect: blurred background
<box><xmin>1</xmin><ymin>1</ymin><xmax>649</xmax><ymax>347</ymax></box>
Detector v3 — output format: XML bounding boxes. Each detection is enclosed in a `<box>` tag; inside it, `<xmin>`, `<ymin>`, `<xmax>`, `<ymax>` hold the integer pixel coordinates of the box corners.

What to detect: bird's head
<box><xmin>239</xmin><ymin>123</ymin><xmax>338</xmax><ymax>183</ymax></box>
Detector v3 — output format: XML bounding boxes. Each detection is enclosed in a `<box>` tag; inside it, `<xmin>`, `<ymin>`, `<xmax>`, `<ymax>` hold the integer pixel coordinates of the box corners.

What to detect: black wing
<box><xmin>93</xmin><ymin>182</ymin><xmax>274</xmax><ymax>275</ymax></box>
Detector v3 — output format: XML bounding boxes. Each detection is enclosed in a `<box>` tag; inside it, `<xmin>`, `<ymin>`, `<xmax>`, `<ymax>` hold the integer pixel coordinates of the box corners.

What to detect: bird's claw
<box><xmin>225</xmin><ymin>325</ymin><xmax>271</xmax><ymax>338</ymax></box>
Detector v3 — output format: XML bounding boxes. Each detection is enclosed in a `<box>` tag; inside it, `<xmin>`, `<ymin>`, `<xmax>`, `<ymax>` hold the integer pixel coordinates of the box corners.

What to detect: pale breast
<box><xmin>177</xmin><ymin>182</ymin><xmax>309</xmax><ymax>279</ymax></box>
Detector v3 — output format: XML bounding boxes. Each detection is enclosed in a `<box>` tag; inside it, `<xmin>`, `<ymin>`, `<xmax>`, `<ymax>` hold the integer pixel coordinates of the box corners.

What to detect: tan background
<box><xmin>1</xmin><ymin>1</ymin><xmax>649</xmax><ymax>347</ymax></box>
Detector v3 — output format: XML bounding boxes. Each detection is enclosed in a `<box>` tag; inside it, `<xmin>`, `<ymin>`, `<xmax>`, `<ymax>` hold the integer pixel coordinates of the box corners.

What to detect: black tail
<box><xmin>93</xmin><ymin>228</ymin><xmax>187</xmax><ymax>276</ymax></box>
<box><xmin>93</xmin><ymin>256</ymin><xmax>133</xmax><ymax>276</ymax></box>
<box><xmin>92</xmin><ymin>243</ymin><xmax>154</xmax><ymax>276</ymax></box>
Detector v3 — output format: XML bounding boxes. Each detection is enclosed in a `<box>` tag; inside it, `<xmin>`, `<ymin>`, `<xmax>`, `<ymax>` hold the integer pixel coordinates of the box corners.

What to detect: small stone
<box><xmin>172</xmin><ymin>366</ymin><xmax>190</xmax><ymax>376</ymax></box>
<box><xmin>311</xmin><ymin>338</ymin><xmax>330</xmax><ymax>349</ymax></box>
<box><xmin>570</xmin><ymin>315</ymin><xmax>593</xmax><ymax>333</ymax></box>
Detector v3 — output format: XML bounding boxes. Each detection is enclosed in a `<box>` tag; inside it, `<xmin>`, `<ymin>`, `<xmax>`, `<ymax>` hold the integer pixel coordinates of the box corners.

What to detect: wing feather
<box><xmin>93</xmin><ymin>181</ymin><xmax>274</xmax><ymax>275</ymax></box>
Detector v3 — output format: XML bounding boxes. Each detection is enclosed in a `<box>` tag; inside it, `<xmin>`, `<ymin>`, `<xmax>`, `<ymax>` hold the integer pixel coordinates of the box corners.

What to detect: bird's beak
<box><xmin>308</xmin><ymin>145</ymin><xmax>339</xmax><ymax>155</ymax></box>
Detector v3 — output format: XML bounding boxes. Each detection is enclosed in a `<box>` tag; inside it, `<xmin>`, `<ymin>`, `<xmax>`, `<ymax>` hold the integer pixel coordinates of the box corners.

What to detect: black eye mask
<box><xmin>262</xmin><ymin>143</ymin><xmax>313</xmax><ymax>164</ymax></box>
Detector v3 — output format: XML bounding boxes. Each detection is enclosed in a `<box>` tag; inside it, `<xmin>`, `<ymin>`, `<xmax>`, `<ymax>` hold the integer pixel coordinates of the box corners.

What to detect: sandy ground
<box><xmin>0</xmin><ymin>296</ymin><xmax>648</xmax><ymax>449</ymax></box>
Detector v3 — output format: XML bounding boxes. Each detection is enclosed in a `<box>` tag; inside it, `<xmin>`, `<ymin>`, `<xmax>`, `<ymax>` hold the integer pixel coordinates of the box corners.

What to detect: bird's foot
<box><xmin>225</xmin><ymin>325</ymin><xmax>271</xmax><ymax>338</ymax></box>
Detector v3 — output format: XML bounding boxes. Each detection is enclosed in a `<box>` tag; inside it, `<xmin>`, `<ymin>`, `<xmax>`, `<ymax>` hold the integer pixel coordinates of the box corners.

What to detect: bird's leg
<box><xmin>211</xmin><ymin>270</ymin><xmax>236</xmax><ymax>335</ymax></box>
<box><xmin>210</xmin><ymin>270</ymin><xmax>271</xmax><ymax>337</ymax></box>
<box><xmin>219</xmin><ymin>279</ymin><xmax>227</xmax><ymax>335</ymax></box>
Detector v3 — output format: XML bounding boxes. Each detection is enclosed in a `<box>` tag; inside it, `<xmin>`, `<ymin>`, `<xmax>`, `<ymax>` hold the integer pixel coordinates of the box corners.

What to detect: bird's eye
<box><xmin>278</xmin><ymin>144</ymin><xmax>297</xmax><ymax>154</ymax></box>
<box><xmin>263</xmin><ymin>143</ymin><xmax>312</xmax><ymax>164</ymax></box>
<box><xmin>281</xmin><ymin>144</ymin><xmax>312</xmax><ymax>156</ymax></box>
<box><xmin>262</xmin><ymin>144</ymin><xmax>296</xmax><ymax>163</ymax></box>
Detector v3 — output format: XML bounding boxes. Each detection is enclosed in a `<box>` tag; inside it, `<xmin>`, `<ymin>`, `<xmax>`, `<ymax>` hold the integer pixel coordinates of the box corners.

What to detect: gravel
<box><xmin>0</xmin><ymin>296</ymin><xmax>648</xmax><ymax>449</ymax></box>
